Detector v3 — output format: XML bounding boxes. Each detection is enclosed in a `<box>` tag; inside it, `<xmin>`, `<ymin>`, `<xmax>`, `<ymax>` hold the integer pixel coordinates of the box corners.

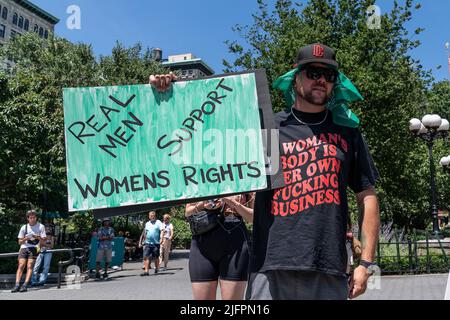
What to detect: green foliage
<box><xmin>65</xmin><ymin>211</ymin><xmax>97</xmax><ymax>234</ymax></box>
<box><xmin>0</xmin><ymin>33</ymin><xmax>170</xmax><ymax>225</ymax></box>
<box><xmin>169</xmin><ymin>206</ymin><xmax>192</xmax><ymax>249</ymax></box>
<box><xmin>224</xmin><ymin>0</ymin><xmax>448</xmax><ymax>230</ymax></box>
<box><xmin>379</xmin><ymin>254</ymin><xmax>449</xmax><ymax>274</ymax></box>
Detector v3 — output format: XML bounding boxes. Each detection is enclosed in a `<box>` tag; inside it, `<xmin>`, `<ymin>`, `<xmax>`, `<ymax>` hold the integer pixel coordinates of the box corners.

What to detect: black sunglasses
<box><xmin>301</xmin><ymin>66</ymin><xmax>338</xmax><ymax>83</ymax></box>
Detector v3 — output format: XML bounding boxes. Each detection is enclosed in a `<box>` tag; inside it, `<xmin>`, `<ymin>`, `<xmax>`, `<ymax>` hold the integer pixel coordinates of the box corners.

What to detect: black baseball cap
<box><xmin>295</xmin><ymin>43</ymin><xmax>339</xmax><ymax>69</ymax></box>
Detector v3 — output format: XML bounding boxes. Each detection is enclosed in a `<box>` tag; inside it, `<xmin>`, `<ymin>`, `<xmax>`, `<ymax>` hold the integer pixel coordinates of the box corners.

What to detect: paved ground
<box><xmin>355</xmin><ymin>273</ymin><xmax>449</xmax><ymax>300</ymax></box>
<box><xmin>0</xmin><ymin>250</ymin><xmax>448</xmax><ymax>300</ymax></box>
<box><xmin>0</xmin><ymin>250</ymin><xmax>194</xmax><ymax>300</ymax></box>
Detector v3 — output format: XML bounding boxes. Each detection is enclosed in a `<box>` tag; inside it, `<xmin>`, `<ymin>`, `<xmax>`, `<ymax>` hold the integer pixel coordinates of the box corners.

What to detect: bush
<box><xmin>169</xmin><ymin>207</ymin><xmax>191</xmax><ymax>249</ymax></box>
<box><xmin>378</xmin><ymin>253</ymin><xmax>449</xmax><ymax>274</ymax></box>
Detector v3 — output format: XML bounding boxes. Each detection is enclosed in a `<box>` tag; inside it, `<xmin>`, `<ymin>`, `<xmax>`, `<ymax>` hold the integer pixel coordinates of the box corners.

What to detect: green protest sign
<box><xmin>63</xmin><ymin>70</ymin><xmax>280</xmax><ymax>216</ymax></box>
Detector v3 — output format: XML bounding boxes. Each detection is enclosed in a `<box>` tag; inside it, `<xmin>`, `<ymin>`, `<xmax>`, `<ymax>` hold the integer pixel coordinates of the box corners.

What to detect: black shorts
<box><xmin>18</xmin><ymin>247</ymin><xmax>38</xmax><ymax>260</ymax></box>
<box><xmin>143</xmin><ymin>244</ymin><xmax>160</xmax><ymax>259</ymax></box>
<box><xmin>189</xmin><ymin>222</ymin><xmax>250</xmax><ymax>282</ymax></box>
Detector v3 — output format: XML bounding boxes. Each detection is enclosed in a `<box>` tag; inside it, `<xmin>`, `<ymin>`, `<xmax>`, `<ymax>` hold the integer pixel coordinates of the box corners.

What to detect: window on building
<box><xmin>18</xmin><ymin>16</ymin><xmax>23</xmax><ymax>28</ymax></box>
<box><xmin>33</xmin><ymin>24</ymin><xmax>38</xmax><ymax>32</ymax></box>
<box><xmin>1</xmin><ymin>7</ymin><xmax>7</xmax><ymax>20</ymax></box>
<box><xmin>44</xmin><ymin>30</ymin><xmax>48</xmax><ymax>39</ymax></box>
<box><xmin>38</xmin><ymin>27</ymin><xmax>43</xmax><ymax>37</ymax></box>
<box><xmin>24</xmin><ymin>19</ymin><xmax>29</xmax><ymax>31</ymax></box>
<box><xmin>188</xmin><ymin>69</ymin><xmax>193</xmax><ymax>75</ymax></box>
<box><xmin>12</xmin><ymin>12</ymin><xmax>17</xmax><ymax>25</ymax></box>
<box><xmin>0</xmin><ymin>24</ymin><xmax>5</xmax><ymax>38</ymax></box>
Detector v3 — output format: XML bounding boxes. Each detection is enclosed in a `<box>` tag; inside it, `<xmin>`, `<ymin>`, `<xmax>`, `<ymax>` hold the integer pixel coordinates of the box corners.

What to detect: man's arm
<box><xmin>349</xmin><ymin>186</ymin><xmax>380</xmax><ymax>299</ymax></box>
<box><xmin>17</xmin><ymin>227</ymin><xmax>28</xmax><ymax>245</ymax></box>
<box><xmin>357</xmin><ymin>187</ymin><xmax>380</xmax><ymax>263</ymax></box>
<box><xmin>139</xmin><ymin>228</ymin><xmax>145</xmax><ymax>247</ymax></box>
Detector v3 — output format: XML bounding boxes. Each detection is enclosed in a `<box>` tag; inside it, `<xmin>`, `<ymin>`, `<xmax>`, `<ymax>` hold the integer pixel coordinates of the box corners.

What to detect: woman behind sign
<box><xmin>149</xmin><ymin>73</ymin><xmax>254</xmax><ymax>300</ymax></box>
<box><xmin>186</xmin><ymin>194</ymin><xmax>254</xmax><ymax>300</ymax></box>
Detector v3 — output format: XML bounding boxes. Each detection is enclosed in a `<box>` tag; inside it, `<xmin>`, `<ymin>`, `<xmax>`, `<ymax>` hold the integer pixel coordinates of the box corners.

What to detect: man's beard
<box><xmin>302</xmin><ymin>88</ymin><xmax>331</xmax><ymax>106</ymax></box>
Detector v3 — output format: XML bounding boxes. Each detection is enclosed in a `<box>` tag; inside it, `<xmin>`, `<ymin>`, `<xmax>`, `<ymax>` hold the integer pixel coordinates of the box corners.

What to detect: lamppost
<box><xmin>409</xmin><ymin>114</ymin><xmax>449</xmax><ymax>239</ymax></box>
<box><xmin>440</xmin><ymin>155</ymin><xmax>450</xmax><ymax>172</ymax></box>
<box><xmin>440</xmin><ymin>156</ymin><xmax>450</xmax><ymax>230</ymax></box>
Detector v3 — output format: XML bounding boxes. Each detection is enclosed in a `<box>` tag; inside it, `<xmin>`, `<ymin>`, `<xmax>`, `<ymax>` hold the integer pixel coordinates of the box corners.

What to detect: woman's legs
<box><xmin>161</xmin><ymin>239</ymin><xmax>171</xmax><ymax>267</ymax></box>
<box><xmin>219</xmin><ymin>280</ymin><xmax>247</xmax><ymax>300</ymax></box>
<box><xmin>191</xmin><ymin>281</ymin><xmax>218</xmax><ymax>300</ymax></box>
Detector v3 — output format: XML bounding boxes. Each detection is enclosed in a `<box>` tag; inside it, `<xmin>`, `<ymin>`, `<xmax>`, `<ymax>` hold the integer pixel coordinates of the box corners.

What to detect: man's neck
<box><xmin>293</xmin><ymin>96</ymin><xmax>326</xmax><ymax>113</ymax></box>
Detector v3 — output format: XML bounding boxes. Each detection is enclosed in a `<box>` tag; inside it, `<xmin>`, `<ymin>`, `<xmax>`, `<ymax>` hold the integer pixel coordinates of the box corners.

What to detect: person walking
<box><xmin>140</xmin><ymin>211</ymin><xmax>164</xmax><ymax>276</ymax></box>
<box><xmin>159</xmin><ymin>214</ymin><xmax>174</xmax><ymax>271</ymax></box>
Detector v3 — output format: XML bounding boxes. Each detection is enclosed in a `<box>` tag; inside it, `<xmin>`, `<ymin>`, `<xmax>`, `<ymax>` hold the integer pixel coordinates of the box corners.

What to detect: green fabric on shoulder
<box><xmin>272</xmin><ymin>67</ymin><xmax>363</xmax><ymax>128</ymax></box>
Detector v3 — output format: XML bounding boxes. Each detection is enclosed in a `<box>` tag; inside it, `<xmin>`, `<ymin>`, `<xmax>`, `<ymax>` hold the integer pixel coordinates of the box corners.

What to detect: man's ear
<box><xmin>294</xmin><ymin>73</ymin><xmax>304</xmax><ymax>96</ymax></box>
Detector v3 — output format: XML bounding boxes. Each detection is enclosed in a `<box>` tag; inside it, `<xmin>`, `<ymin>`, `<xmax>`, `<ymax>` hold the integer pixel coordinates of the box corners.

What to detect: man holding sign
<box><xmin>150</xmin><ymin>43</ymin><xmax>380</xmax><ymax>300</ymax></box>
<box><xmin>246</xmin><ymin>44</ymin><xmax>380</xmax><ymax>300</ymax></box>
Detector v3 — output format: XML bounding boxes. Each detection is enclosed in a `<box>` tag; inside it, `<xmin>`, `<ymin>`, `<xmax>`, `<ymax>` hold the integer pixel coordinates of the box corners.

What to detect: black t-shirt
<box><xmin>250</xmin><ymin>108</ymin><xmax>379</xmax><ymax>277</ymax></box>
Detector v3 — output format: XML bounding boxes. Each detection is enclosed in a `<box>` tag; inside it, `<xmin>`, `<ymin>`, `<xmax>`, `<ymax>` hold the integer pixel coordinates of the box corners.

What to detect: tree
<box><xmin>0</xmin><ymin>33</ymin><xmax>169</xmax><ymax>225</ymax></box>
<box><xmin>224</xmin><ymin>0</ymin><xmax>436</xmax><ymax>230</ymax></box>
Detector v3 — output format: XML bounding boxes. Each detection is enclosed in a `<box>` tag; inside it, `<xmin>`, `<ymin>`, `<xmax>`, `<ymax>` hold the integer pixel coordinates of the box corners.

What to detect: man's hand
<box><xmin>348</xmin><ymin>265</ymin><xmax>370</xmax><ymax>299</ymax></box>
<box><xmin>149</xmin><ymin>72</ymin><xmax>177</xmax><ymax>92</ymax></box>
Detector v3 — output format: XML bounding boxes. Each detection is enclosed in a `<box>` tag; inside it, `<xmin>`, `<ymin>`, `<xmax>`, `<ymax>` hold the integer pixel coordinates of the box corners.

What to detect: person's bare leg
<box><xmin>154</xmin><ymin>257</ymin><xmax>160</xmax><ymax>270</ymax></box>
<box><xmin>24</xmin><ymin>259</ymin><xmax>35</xmax><ymax>285</ymax></box>
<box><xmin>15</xmin><ymin>259</ymin><xmax>26</xmax><ymax>285</ymax></box>
<box><xmin>143</xmin><ymin>257</ymin><xmax>150</xmax><ymax>273</ymax></box>
<box><xmin>219</xmin><ymin>280</ymin><xmax>247</xmax><ymax>300</ymax></box>
<box><xmin>192</xmin><ymin>281</ymin><xmax>218</xmax><ymax>300</ymax></box>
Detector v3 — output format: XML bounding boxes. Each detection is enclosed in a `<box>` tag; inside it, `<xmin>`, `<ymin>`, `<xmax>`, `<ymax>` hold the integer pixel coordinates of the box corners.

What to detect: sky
<box><xmin>31</xmin><ymin>0</ymin><xmax>450</xmax><ymax>82</ymax></box>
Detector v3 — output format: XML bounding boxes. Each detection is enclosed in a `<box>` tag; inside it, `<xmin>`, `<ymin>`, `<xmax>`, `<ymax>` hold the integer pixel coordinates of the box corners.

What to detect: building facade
<box><xmin>0</xmin><ymin>0</ymin><xmax>59</xmax><ymax>46</ymax></box>
<box><xmin>162</xmin><ymin>52</ymin><xmax>214</xmax><ymax>79</ymax></box>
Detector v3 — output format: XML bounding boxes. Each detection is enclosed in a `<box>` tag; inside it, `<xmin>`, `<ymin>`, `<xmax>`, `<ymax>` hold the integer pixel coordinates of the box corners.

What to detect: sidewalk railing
<box><xmin>0</xmin><ymin>248</ymin><xmax>85</xmax><ymax>288</ymax></box>
<box><xmin>375</xmin><ymin>229</ymin><xmax>450</xmax><ymax>275</ymax></box>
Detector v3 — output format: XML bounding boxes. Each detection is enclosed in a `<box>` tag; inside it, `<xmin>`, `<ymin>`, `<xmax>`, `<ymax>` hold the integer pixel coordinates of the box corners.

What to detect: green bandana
<box><xmin>272</xmin><ymin>67</ymin><xmax>363</xmax><ymax>128</ymax></box>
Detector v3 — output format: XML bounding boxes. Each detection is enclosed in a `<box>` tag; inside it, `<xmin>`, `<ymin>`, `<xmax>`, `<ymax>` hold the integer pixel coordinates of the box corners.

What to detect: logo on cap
<box><xmin>312</xmin><ymin>45</ymin><xmax>324</xmax><ymax>58</ymax></box>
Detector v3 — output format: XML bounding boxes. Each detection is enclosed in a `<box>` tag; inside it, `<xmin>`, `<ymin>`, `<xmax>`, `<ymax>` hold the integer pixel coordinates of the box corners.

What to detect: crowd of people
<box><xmin>11</xmin><ymin>209</ymin><xmax>175</xmax><ymax>291</ymax></box>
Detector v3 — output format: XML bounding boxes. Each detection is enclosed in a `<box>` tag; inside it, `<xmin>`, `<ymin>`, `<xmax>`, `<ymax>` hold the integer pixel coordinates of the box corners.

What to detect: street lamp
<box><xmin>409</xmin><ymin>114</ymin><xmax>449</xmax><ymax>239</ymax></box>
<box><xmin>440</xmin><ymin>156</ymin><xmax>450</xmax><ymax>171</ymax></box>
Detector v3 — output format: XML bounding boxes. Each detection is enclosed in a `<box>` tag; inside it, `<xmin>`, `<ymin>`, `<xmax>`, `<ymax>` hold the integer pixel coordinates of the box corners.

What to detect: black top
<box><xmin>250</xmin><ymin>108</ymin><xmax>379</xmax><ymax>277</ymax></box>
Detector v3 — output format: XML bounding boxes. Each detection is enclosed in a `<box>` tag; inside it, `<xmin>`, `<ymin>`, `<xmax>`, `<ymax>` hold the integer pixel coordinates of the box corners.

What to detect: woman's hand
<box><xmin>222</xmin><ymin>197</ymin><xmax>238</xmax><ymax>210</ymax></box>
